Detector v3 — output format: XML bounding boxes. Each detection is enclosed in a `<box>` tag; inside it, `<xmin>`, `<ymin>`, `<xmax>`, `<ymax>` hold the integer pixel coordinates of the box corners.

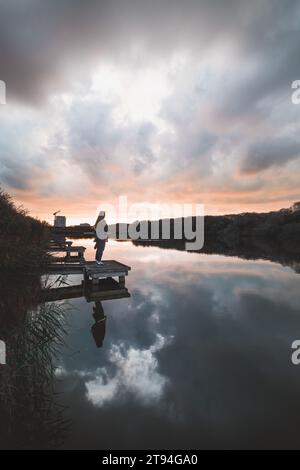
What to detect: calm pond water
<box><xmin>1</xmin><ymin>239</ymin><xmax>300</xmax><ymax>449</ymax></box>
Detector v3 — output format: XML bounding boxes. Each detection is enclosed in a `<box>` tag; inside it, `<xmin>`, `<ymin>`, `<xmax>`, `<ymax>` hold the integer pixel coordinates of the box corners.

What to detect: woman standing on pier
<box><xmin>94</xmin><ymin>211</ymin><xmax>108</xmax><ymax>265</ymax></box>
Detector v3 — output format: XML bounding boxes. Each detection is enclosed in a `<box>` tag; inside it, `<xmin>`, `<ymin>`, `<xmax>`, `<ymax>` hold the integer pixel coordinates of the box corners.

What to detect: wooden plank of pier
<box><xmin>84</xmin><ymin>260</ymin><xmax>130</xmax><ymax>286</ymax></box>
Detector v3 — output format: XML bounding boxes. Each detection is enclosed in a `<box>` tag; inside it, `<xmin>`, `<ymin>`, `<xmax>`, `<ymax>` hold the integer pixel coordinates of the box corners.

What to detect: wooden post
<box><xmin>83</xmin><ymin>269</ymin><xmax>91</xmax><ymax>296</ymax></box>
<box><xmin>119</xmin><ymin>275</ymin><xmax>125</xmax><ymax>287</ymax></box>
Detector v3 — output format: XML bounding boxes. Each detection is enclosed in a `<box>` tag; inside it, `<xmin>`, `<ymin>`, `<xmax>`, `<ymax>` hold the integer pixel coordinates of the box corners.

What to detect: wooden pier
<box><xmin>43</xmin><ymin>238</ymin><xmax>131</xmax><ymax>348</ymax></box>
<box><xmin>46</xmin><ymin>237</ymin><xmax>131</xmax><ymax>290</ymax></box>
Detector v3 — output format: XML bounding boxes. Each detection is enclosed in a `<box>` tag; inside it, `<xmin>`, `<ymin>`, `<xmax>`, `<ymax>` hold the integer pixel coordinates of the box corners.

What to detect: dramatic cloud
<box><xmin>1</xmin><ymin>0</ymin><xmax>299</xmax><ymax>105</ymax></box>
<box><xmin>241</xmin><ymin>136</ymin><xmax>300</xmax><ymax>173</ymax></box>
<box><xmin>1</xmin><ymin>0</ymin><xmax>300</xmax><ymax>218</ymax></box>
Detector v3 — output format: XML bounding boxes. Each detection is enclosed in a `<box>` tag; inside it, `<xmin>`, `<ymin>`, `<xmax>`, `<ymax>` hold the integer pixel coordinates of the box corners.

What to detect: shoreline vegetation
<box><xmin>1</xmin><ymin>188</ymin><xmax>300</xmax><ymax>272</ymax></box>
<box><xmin>0</xmin><ymin>189</ymin><xmax>69</xmax><ymax>448</ymax></box>
<box><xmin>0</xmin><ymin>189</ymin><xmax>50</xmax><ymax>276</ymax></box>
<box><xmin>122</xmin><ymin>201</ymin><xmax>300</xmax><ymax>248</ymax></box>
<box><xmin>54</xmin><ymin>201</ymin><xmax>300</xmax><ymax>244</ymax></box>
<box><xmin>53</xmin><ymin>201</ymin><xmax>300</xmax><ymax>268</ymax></box>
<box><xmin>131</xmin><ymin>202</ymin><xmax>300</xmax><ymax>272</ymax></box>
<box><xmin>0</xmin><ymin>188</ymin><xmax>51</xmax><ymax>333</ymax></box>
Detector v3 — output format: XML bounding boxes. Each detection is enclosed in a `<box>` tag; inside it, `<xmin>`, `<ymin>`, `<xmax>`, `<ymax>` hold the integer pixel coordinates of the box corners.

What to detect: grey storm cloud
<box><xmin>241</xmin><ymin>136</ymin><xmax>300</xmax><ymax>173</ymax></box>
<box><xmin>0</xmin><ymin>113</ymin><xmax>46</xmax><ymax>190</ymax></box>
<box><xmin>1</xmin><ymin>0</ymin><xmax>299</xmax><ymax>107</ymax></box>
<box><xmin>217</xmin><ymin>3</ymin><xmax>300</xmax><ymax>118</ymax></box>
<box><xmin>66</xmin><ymin>98</ymin><xmax>157</xmax><ymax>172</ymax></box>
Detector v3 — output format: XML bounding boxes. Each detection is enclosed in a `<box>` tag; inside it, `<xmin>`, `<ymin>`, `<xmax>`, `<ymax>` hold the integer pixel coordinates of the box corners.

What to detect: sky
<box><xmin>0</xmin><ymin>0</ymin><xmax>300</xmax><ymax>224</ymax></box>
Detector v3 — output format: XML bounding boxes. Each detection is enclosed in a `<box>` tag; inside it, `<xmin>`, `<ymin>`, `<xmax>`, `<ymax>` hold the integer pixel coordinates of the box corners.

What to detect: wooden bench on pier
<box><xmin>48</xmin><ymin>240</ymin><xmax>73</xmax><ymax>249</ymax></box>
<box><xmin>48</xmin><ymin>243</ymin><xmax>86</xmax><ymax>259</ymax></box>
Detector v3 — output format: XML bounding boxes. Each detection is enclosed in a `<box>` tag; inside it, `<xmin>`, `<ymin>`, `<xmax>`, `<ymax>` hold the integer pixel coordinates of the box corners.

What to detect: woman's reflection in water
<box><xmin>91</xmin><ymin>301</ymin><xmax>107</xmax><ymax>348</ymax></box>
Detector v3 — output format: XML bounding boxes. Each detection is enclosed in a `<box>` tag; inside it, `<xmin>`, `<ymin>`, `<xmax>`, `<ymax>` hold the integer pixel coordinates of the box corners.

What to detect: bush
<box><xmin>0</xmin><ymin>189</ymin><xmax>50</xmax><ymax>274</ymax></box>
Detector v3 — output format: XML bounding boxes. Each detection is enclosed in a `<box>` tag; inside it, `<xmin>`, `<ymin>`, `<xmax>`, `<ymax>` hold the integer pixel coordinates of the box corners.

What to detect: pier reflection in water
<box><xmin>40</xmin><ymin>273</ymin><xmax>131</xmax><ymax>349</ymax></box>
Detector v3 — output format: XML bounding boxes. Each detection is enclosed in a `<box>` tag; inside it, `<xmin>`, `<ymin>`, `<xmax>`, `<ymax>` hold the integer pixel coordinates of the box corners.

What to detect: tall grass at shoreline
<box><xmin>0</xmin><ymin>189</ymin><xmax>50</xmax><ymax>274</ymax></box>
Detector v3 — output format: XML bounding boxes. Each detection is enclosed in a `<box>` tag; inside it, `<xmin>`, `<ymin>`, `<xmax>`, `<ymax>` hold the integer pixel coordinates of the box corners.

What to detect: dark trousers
<box><xmin>95</xmin><ymin>239</ymin><xmax>106</xmax><ymax>261</ymax></box>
